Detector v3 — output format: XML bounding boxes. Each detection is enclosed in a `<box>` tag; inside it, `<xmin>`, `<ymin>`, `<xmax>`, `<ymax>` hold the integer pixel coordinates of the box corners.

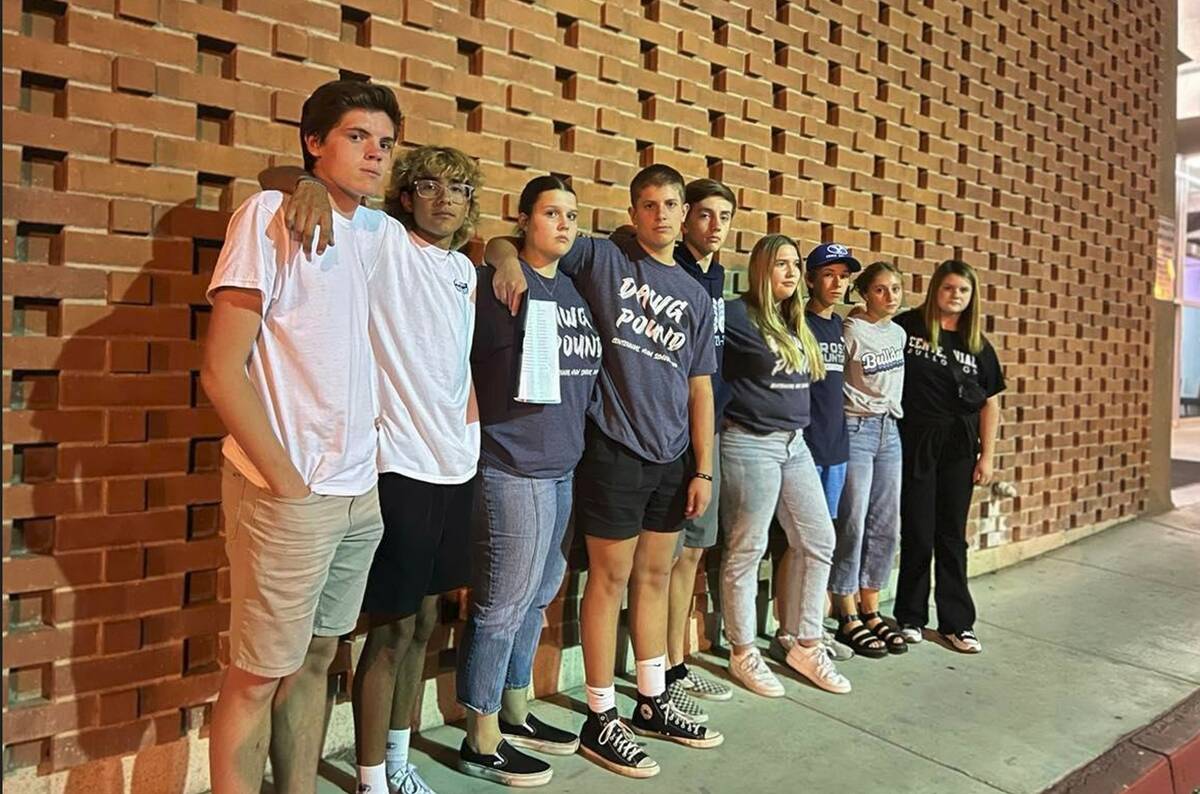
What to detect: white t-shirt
<box><xmin>206</xmin><ymin>191</ymin><xmax>383</xmax><ymax>496</ymax></box>
<box><xmin>842</xmin><ymin>315</ymin><xmax>907</xmax><ymax>419</ymax></box>
<box><xmin>369</xmin><ymin>218</ymin><xmax>479</xmax><ymax>483</ymax></box>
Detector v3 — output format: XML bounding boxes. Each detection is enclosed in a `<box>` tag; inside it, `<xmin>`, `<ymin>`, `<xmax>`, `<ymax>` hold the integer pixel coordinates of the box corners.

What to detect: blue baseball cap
<box><xmin>805</xmin><ymin>243</ymin><xmax>862</xmax><ymax>273</ymax></box>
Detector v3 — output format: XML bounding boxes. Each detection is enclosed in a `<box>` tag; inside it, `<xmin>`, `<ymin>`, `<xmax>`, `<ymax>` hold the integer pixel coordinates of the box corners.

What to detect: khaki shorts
<box><xmin>222</xmin><ymin>464</ymin><xmax>383</xmax><ymax>678</ymax></box>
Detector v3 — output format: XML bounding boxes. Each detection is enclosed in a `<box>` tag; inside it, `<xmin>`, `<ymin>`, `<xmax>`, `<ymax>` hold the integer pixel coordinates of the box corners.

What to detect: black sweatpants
<box><xmin>894</xmin><ymin>420</ymin><xmax>977</xmax><ymax>633</ymax></box>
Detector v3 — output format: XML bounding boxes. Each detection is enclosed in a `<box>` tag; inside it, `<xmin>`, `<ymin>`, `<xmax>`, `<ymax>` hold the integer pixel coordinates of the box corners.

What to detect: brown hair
<box><xmin>300</xmin><ymin>80</ymin><xmax>401</xmax><ymax>171</ymax></box>
<box><xmin>629</xmin><ymin>163</ymin><xmax>685</xmax><ymax>207</ymax></box>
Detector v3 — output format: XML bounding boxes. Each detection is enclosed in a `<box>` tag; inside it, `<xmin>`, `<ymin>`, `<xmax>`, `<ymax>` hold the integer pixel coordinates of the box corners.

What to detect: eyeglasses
<box><xmin>410</xmin><ymin>179</ymin><xmax>475</xmax><ymax>205</ymax></box>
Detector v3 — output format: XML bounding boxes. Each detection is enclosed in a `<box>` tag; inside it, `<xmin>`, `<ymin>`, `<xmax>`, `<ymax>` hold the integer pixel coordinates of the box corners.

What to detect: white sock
<box><xmin>358</xmin><ymin>762</ymin><xmax>388</xmax><ymax>791</ymax></box>
<box><xmin>635</xmin><ymin>655</ymin><xmax>667</xmax><ymax>698</ymax></box>
<box><xmin>585</xmin><ymin>683</ymin><xmax>616</xmax><ymax>714</ymax></box>
<box><xmin>385</xmin><ymin>728</ymin><xmax>410</xmax><ymax>779</ymax></box>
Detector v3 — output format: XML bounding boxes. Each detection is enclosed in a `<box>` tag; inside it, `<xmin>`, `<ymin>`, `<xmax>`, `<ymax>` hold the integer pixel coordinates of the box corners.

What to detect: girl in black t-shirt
<box><xmin>894</xmin><ymin>260</ymin><xmax>1005</xmax><ymax>654</ymax></box>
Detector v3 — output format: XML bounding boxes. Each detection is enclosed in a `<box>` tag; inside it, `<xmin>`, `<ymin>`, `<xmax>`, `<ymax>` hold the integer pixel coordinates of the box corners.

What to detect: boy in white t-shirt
<box><xmin>267</xmin><ymin>146</ymin><xmax>481</xmax><ymax>794</ymax></box>
<box><xmin>202</xmin><ymin>81</ymin><xmax>399</xmax><ymax>794</ymax></box>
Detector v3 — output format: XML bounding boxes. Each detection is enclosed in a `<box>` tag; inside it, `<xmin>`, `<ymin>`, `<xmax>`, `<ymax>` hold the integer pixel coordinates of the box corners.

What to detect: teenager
<box><xmin>719</xmin><ymin>235</ymin><xmax>850</xmax><ymax>698</ymax></box>
<box><xmin>768</xmin><ymin>244</ymin><xmax>860</xmax><ymax>668</ymax></box>
<box><xmin>455</xmin><ymin>176</ymin><xmax>601</xmax><ymax>787</ymax></box>
<box><xmin>893</xmin><ymin>260</ymin><xmax>1005</xmax><ymax>653</ymax></box>
<box><xmin>487</xmin><ymin>164</ymin><xmax>721</xmax><ymax>779</ymax></box>
<box><xmin>829</xmin><ymin>262</ymin><xmax>908</xmax><ymax>658</ymax></box>
<box><xmin>269</xmin><ymin>146</ymin><xmax>483</xmax><ymax>793</ymax></box>
<box><xmin>203</xmin><ymin>80</ymin><xmax>399</xmax><ymax>794</ymax></box>
<box><xmin>663</xmin><ymin>179</ymin><xmax>736</xmax><ymax>718</ymax></box>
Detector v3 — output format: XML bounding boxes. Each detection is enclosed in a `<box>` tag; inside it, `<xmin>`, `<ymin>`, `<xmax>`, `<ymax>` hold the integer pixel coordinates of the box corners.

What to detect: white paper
<box><xmin>516</xmin><ymin>299</ymin><xmax>561</xmax><ymax>404</ymax></box>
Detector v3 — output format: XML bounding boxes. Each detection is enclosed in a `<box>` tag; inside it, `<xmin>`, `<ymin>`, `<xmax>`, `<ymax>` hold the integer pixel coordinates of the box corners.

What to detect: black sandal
<box><xmin>862</xmin><ymin>611</ymin><xmax>908</xmax><ymax>655</ymax></box>
<box><xmin>834</xmin><ymin>613</ymin><xmax>888</xmax><ymax>659</ymax></box>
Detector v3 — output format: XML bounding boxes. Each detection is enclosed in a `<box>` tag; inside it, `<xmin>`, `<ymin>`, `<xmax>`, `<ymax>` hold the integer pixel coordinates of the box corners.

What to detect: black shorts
<box><xmin>361</xmin><ymin>472</ymin><xmax>474</xmax><ymax>617</ymax></box>
<box><xmin>574</xmin><ymin>423</ymin><xmax>688</xmax><ymax>540</ymax></box>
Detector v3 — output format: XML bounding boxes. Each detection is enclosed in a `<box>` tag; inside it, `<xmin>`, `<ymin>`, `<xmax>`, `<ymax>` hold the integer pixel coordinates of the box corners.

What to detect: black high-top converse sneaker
<box><xmin>629</xmin><ymin>692</ymin><xmax>724</xmax><ymax>748</ymax></box>
<box><xmin>577</xmin><ymin>707</ymin><xmax>660</xmax><ymax>778</ymax></box>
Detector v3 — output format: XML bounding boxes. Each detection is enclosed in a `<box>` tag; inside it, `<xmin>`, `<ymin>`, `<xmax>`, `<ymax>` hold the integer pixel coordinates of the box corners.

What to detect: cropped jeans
<box><xmin>456</xmin><ymin>465</ymin><xmax>574</xmax><ymax>714</ymax></box>
<box><xmin>829</xmin><ymin>415</ymin><xmax>902</xmax><ymax>595</ymax></box>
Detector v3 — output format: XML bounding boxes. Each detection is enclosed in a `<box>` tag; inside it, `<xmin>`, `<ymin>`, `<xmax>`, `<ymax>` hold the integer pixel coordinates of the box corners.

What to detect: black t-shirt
<box><xmin>803</xmin><ymin>310</ymin><xmax>849</xmax><ymax>465</ymax></box>
<box><xmin>895</xmin><ymin>309</ymin><xmax>1005</xmax><ymax>425</ymax></box>
<box><xmin>723</xmin><ymin>298</ymin><xmax>812</xmax><ymax>433</ymax></box>
<box><xmin>472</xmin><ymin>263</ymin><xmax>602</xmax><ymax>478</ymax></box>
<box><xmin>674</xmin><ymin>241</ymin><xmax>731</xmax><ymax>428</ymax></box>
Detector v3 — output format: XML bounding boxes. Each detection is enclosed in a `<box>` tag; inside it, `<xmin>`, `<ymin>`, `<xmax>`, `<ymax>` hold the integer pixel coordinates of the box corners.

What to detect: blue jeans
<box><xmin>829</xmin><ymin>415</ymin><xmax>902</xmax><ymax>595</ymax></box>
<box><xmin>457</xmin><ymin>466</ymin><xmax>574</xmax><ymax>714</ymax></box>
<box><xmin>814</xmin><ymin>462</ymin><xmax>848</xmax><ymax>520</ymax></box>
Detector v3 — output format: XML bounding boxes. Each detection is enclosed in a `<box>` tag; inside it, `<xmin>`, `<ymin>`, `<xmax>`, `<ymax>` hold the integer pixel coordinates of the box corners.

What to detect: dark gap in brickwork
<box><xmin>7</xmin><ymin>663</ymin><xmax>50</xmax><ymax>705</ymax></box>
<box><xmin>13</xmin><ymin>444</ymin><xmax>57</xmax><ymax>483</ymax></box>
<box><xmin>21</xmin><ymin>146</ymin><xmax>65</xmax><ymax>190</ymax></box>
<box><xmin>21</xmin><ymin>0</ymin><xmax>65</xmax><ymax>42</ymax></box>
<box><xmin>555</xmin><ymin>14</ymin><xmax>578</xmax><ymax>47</ymax></box>
<box><xmin>9</xmin><ymin>371</ymin><xmax>59</xmax><ymax>410</ymax></box>
<box><xmin>19</xmin><ymin>72</ymin><xmax>65</xmax><ymax>117</ymax></box>
<box><xmin>183</xmin><ymin>635</ymin><xmax>219</xmax><ymax>675</ymax></box>
<box><xmin>196</xmin><ymin>36</ymin><xmax>234</xmax><ymax>78</ymax></box>
<box><xmin>184</xmin><ymin>570</ymin><xmax>218</xmax><ymax>605</ymax></box>
<box><xmin>554</xmin><ymin>68</ymin><xmax>576</xmax><ymax>100</ymax></box>
<box><xmin>456</xmin><ymin>40</ymin><xmax>482</xmax><ymax>76</ymax></box>
<box><xmin>638</xmin><ymin>90</ymin><xmax>654</xmax><ymax>121</ymax></box>
<box><xmin>12</xmin><ymin>517</ymin><xmax>55</xmax><ymax>556</ymax></box>
<box><xmin>771</xmin><ymin>127</ymin><xmax>785</xmax><ymax>154</ymax></box>
<box><xmin>187</xmin><ymin>504</ymin><xmax>220</xmax><ymax>540</ymax></box>
<box><xmin>820</xmin><ymin>223</ymin><xmax>833</xmax><ymax>244</ymax></box>
<box><xmin>825</xmin><ymin>142</ymin><xmax>838</xmax><ymax>167</ymax></box>
<box><xmin>192</xmin><ymin>239</ymin><xmax>223</xmax><ymax>276</ymax></box>
<box><xmin>195</xmin><ymin>173</ymin><xmax>233</xmax><ymax>211</ymax></box>
<box><xmin>456</xmin><ymin>98</ymin><xmax>482</xmax><ymax>133</ymax></box>
<box><xmin>8</xmin><ymin>590</ymin><xmax>51</xmax><ymax>632</ymax></box>
<box><xmin>12</xmin><ymin>297</ymin><xmax>61</xmax><ymax>337</ymax></box>
<box><xmin>553</xmin><ymin>121</ymin><xmax>574</xmax><ymax>151</ymax></box>
<box><xmin>340</xmin><ymin>6</ymin><xmax>370</xmax><ymax>46</ymax></box>
<box><xmin>339</xmin><ymin>68</ymin><xmax>370</xmax><ymax>82</ymax></box>
<box><xmin>768</xmin><ymin>171</ymin><xmax>783</xmax><ymax>196</ymax></box>
<box><xmin>196</xmin><ymin>106</ymin><xmax>232</xmax><ymax>145</ymax></box>
<box><xmin>708</xmin><ymin>109</ymin><xmax>724</xmax><ymax>138</ymax></box>
<box><xmin>188</xmin><ymin>437</ymin><xmax>223</xmax><ymax>474</ymax></box>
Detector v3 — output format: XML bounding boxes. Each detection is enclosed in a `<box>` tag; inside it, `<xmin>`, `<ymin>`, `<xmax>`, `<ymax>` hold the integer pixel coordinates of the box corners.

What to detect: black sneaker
<box><xmin>457</xmin><ymin>738</ymin><xmax>553</xmax><ymax>787</ymax></box>
<box><xmin>578</xmin><ymin>707</ymin><xmax>660</xmax><ymax>778</ymax></box>
<box><xmin>629</xmin><ymin>692</ymin><xmax>724</xmax><ymax>749</ymax></box>
<box><xmin>500</xmin><ymin>713</ymin><xmax>580</xmax><ymax>755</ymax></box>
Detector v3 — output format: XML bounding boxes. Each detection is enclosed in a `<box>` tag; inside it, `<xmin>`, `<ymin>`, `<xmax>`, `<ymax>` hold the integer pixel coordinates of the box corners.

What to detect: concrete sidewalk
<box><xmin>317</xmin><ymin>504</ymin><xmax>1200</xmax><ymax>794</ymax></box>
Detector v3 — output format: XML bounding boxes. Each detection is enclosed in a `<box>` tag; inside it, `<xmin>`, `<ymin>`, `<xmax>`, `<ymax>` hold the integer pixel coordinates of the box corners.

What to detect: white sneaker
<box><xmin>389</xmin><ymin>763</ymin><xmax>436</xmax><ymax>794</ymax></box>
<box><xmin>941</xmin><ymin>629</ymin><xmax>982</xmax><ymax>653</ymax></box>
<box><xmin>899</xmin><ymin>624</ymin><xmax>924</xmax><ymax>644</ymax></box>
<box><xmin>729</xmin><ymin>647</ymin><xmax>785</xmax><ymax>698</ymax></box>
<box><xmin>786</xmin><ymin>643</ymin><xmax>852</xmax><ymax>694</ymax></box>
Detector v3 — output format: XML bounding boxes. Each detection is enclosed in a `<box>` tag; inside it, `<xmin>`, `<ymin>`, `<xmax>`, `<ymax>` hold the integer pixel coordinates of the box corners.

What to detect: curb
<box><xmin>1046</xmin><ymin>690</ymin><xmax>1200</xmax><ymax>794</ymax></box>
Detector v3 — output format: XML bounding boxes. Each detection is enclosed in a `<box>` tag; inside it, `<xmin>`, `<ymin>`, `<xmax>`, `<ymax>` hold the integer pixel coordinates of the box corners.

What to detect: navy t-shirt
<box><xmin>472</xmin><ymin>263</ymin><xmax>602</xmax><ymax>478</ymax></box>
<box><xmin>559</xmin><ymin>236</ymin><xmax>716</xmax><ymax>464</ymax></box>
<box><xmin>722</xmin><ymin>298</ymin><xmax>812</xmax><ymax>433</ymax></box>
<box><xmin>674</xmin><ymin>240</ymin><xmax>730</xmax><ymax>428</ymax></box>
<box><xmin>803</xmin><ymin>310</ymin><xmax>850</xmax><ymax>465</ymax></box>
<box><xmin>894</xmin><ymin>309</ymin><xmax>1005</xmax><ymax>425</ymax></box>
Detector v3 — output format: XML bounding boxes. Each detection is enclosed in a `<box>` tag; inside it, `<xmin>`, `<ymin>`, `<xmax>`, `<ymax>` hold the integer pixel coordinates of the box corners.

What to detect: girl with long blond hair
<box><xmin>893</xmin><ymin>260</ymin><xmax>1006</xmax><ymax>654</ymax></box>
<box><xmin>718</xmin><ymin>234</ymin><xmax>851</xmax><ymax>697</ymax></box>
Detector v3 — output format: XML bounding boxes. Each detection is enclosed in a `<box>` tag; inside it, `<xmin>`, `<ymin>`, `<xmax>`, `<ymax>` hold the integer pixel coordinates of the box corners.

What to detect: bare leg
<box><xmin>270</xmin><ymin>636</ymin><xmax>340</xmax><ymax>794</ymax></box>
<box><xmin>499</xmin><ymin>687</ymin><xmax>530</xmax><ymax>725</ymax></box>
<box><xmin>352</xmin><ymin>615</ymin><xmax>415</xmax><ymax>766</ymax></box>
<box><xmin>581</xmin><ymin>536</ymin><xmax>638</xmax><ymax>688</ymax></box>
<box><xmin>667</xmin><ymin>545</ymin><xmax>705</xmax><ymax>666</ymax></box>
<box><xmin>628</xmin><ymin>531</ymin><xmax>680</xmax><ymax>662</ymax></box>
<box><xmin>390</xmin><ymin>595</ymin><xmax>439</xmax><ymax>731</ymax></box>
<box><xmin>465</xmin><ymin>710</ymin><xmax>504</xmax><ymax>755</ymax></box>
<box><xmin>210</xmin><ymin>666</ymin><xmax>279</xmax><ymax>794</ymax></box>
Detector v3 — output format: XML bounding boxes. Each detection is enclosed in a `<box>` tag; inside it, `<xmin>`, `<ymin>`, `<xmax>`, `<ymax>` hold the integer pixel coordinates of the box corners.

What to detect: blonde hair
<box><xmin>384</xmin><ymin>146</ymin><xmax>483</xmax><ymax>250</ymax></box>
<box><xmin>922</xmin><ymin>259</ymin><xmax>983</xmax><ymax>354</ymax></box>
<box><xmin>743</xmin><ymin>234</ymin><xmax>825</xmax><ymax>381</ymax></box>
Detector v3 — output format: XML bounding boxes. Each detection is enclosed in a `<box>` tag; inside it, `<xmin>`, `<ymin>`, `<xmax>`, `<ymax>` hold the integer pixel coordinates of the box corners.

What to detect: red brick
<box><xmin>112</xmin><ymin>56</ymin><xmax>156</xmax><ymax>95</ymax></box>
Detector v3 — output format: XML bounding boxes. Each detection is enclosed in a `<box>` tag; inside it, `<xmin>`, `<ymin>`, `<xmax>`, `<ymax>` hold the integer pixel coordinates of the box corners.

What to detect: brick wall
<box><xmin>2</xmin><ymin>0</ymin><xmax>1163</xmax><ymax>784</ymax></box>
